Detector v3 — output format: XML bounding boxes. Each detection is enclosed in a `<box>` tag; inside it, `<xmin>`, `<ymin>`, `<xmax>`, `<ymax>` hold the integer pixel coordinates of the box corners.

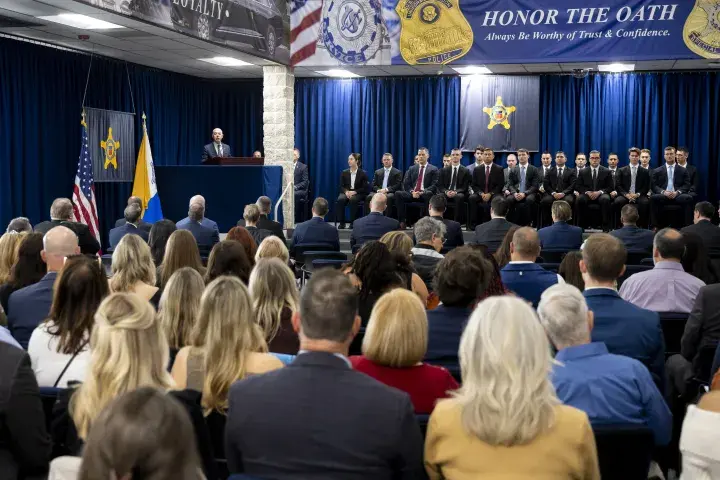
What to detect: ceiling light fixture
<box><xmin>452</xmin><ymin>65</ymin><xmax>492</xmax><ymax>75</ymax></box>
<box><xmin>598</xmin><ymin>63</ymin><xmax>635</xmax><ymax>72</ymax></box>
<box><xmin>199</xmin><ymin>57</ymin><xmax>252</xmax><ymax>67</ymax></box>
<box><xmin>38</xmin><ymin>14</ymin><xmax>125</xmax><ymax>30</ymax></box>
<box><xmin>316</xmin><ymin>69</ymin><xmax>360</xmax><ymax>78</ymax></box>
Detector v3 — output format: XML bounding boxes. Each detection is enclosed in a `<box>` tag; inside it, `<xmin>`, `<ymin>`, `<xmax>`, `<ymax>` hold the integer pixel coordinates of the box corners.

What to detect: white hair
<box><xmin>414</xmin><ymin>217</ymin><xmax>445</xmax><ymax>243</ymax></box>
<box><xmin>189</xmin><ymin>195</ymin><xmax>206</xmax><ymax>207</ymax></box>
<box><xmin>454</xmin><ymin>296</ymin><xmax>558</xmax><ymax>446</ymax></box>
<box><xmin>537</xmin><ymin>284</ymin><xmax>590</xmax><ymax>349</ymax></box>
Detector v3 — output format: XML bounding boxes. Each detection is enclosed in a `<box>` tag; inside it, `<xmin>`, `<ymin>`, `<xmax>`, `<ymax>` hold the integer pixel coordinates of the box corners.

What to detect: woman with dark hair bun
<box><xmin>335</xmin><ymin>152</ymin><xmax>369</xmax><ymax>229</ymax></box>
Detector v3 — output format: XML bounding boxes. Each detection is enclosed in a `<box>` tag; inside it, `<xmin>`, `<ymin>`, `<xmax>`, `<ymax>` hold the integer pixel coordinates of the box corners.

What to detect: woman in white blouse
<box><xmin>28</xmin><ymin>255</ymin><xmax>109</xmax><ymax>387</ymax></box>
<box><xmin>680</xmin><ymin>391</ymin><xmax>720</xmax><ymax>479</ymax></box>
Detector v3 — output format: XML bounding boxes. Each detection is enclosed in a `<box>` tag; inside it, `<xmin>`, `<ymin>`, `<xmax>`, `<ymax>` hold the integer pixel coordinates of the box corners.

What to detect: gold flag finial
<box><xmin>81</xmin><ymin>110</ymin><xmax>87</xmax><ymax>128</ymax></box>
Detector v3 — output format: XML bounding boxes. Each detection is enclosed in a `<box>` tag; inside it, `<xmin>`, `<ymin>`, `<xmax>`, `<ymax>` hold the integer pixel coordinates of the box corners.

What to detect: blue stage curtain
<box><xmin>539</xmin><ymin>73</ymin><xmax>720</xmax><ymax>201</ymax></box>
<box><xmin>0</xmin><ymin>36</ymin><xmax>262</xmax><ymax>245</ymax></box>
<box><xmin>294</xmin><ymin>77</ymin><xmax>460</xmax><ymax>215</ymax></box>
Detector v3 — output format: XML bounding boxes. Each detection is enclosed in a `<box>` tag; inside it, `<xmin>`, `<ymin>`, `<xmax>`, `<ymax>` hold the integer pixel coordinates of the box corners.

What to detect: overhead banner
<box><xmin>84</xmin><ymin>108</ymin><xmax>135</xmax><ymax>183</ymax></box>
<box><xmin>74</xmin><ymin>0</ymin><xmax>290</xmax><ymax>63</ymax></box>
<box><xmin>460</xmin><ymin>76</ymin><xmax>540</xmax><ymax>152</ymax></box>
<box><xmin>290</xmin><ymin>0</ymin><xmax>718</xmax><ymax>66</ymax></box>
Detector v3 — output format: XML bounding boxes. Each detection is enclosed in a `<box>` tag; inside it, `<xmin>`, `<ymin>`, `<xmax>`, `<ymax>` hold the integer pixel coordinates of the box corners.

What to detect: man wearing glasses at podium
<box><xmin>202</xmin><ymin>128</ymin><xmax>233</xmax><ymax>162</ymax></box>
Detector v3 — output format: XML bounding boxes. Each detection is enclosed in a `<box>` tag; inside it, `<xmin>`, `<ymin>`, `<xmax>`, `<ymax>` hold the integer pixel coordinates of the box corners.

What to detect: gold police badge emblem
<box><xmin>101</xmin><ymin>127</ymin><xmax>119</xmax><ymax>170</ymax></box>
<box><xmin>395</xmin><ymin>0</ymin><xmax>473</xmax><ymax>65</ymax></box>
<box><xmin>683</xmin><ymin>0</ymin><xmax>720</xmax><ymax>58</ymax></box>
<box><xmin>482</xmin><ymin>96</ymin><xmax>516</xmax><ymax>130</ymax></box>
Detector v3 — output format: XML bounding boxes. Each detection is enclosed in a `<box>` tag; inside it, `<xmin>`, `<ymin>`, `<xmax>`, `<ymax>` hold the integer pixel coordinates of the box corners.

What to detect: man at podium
<box><xmin>202</xmin><ymin>128</ymin><xmax>232</xmax><ymax>162</ymax></box>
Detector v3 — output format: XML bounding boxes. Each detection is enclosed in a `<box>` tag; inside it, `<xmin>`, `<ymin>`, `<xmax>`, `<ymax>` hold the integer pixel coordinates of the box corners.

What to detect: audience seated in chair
<box><xmin>395</xmin><ymin>147</ymin><xmax>439</xmax><ymax>229</ymax></box>
<box><xmin>28</xmin><ymin>255</ymin><xmax>108</xmax><ymax>388</ymax></box>
<box><xmin>110</xmin><ymin>234</ymin><xmax>160</xmax><ymax>306</ymax></box>
<box><xmin>255</xmin><ymin>235</ymin><xmax>290</xmax><ymax>265</ymax></box>
<box><xmin>575</xmin><ymin>151</ymin><xmax>614</xmax><ymax>231</ymax></box>
<box><xmin>610</xmin><ymin>204</ymin><xmax>655</xmax><ymax>254</ymax></box>
<box><xmin>504</xmin><ymin>148</ymin><xmax>541</xmax><ymax>227</ymax></box>
<box><xmin>538</xmin><ymin>284</ymin><xmax>671</xmax><ymax>446</ymax></box>
<box><xmin>425</xmin><ymin>296</ymin><xmax>600</xmax><ymax>479</ymax></box>
<box><xmin>109</xmin><ymin>204</ymin><xmax>149</xmax><ymax>249</ymax></box>
<box><xmin>236</xmin><ymin>195</ymin><xmax>285</xmax><ymax>241</ymax></box>
<box><xmin>681</xmin><ymin>201</ymin><xmax>720</xmax><ymax>257</ymax></box>
<box><xmin>291</xmin><ymin>197</ymin><xmax>340</xmax><ymax>254</ymax></box>
<box><xmin>438</xmin><ymin>149</ymin><xmax>471</xmax><ymax>225</ymax></box>
<box><xmin>5</xmin><ymin>217</ymin><xmax>32</xmax><ymax>234</ymax></box>
<box><xmin>176</xmin><ymin>201</ymin><xmax>220</xmax><ymax>253</ymax></box>
<box><xmin>205</xmin><ymin>240</ymin><xmax>252</xmax><ymax>285</ymax></box>
<box><xmin>426</xmin><ymin>194</ymin><xmax>464</xmax><ymax>249</ymax></box>
<box><xmin>649</xmin><ymin>146</ymin><xmax>693</xmax><ymax>228</ymax></box>
<box><xmin>241</xmin><ymin>204</ymin><xmax>273</xmax><ymax>247</ymax></box>
<box><xmin>335</xmin><ymin>153</ymin><xmax>369</xmax><ymax>229</ymax></box>
<box><xmin>113</xmin><ymin>195</ymin><xmax>152</xmax><ymax>233</ymax></box>
<box><xmin>681</xmin><ymin>231</ymin><xmax>719</xmax><ymax>285</ymax></box>
<box><xmin>147</xmin><ymin>219</ymin><xmax>177</xmax><ymax>266</ymax></box>
<box><xmin>537</xmin><ymin>200</ymin><xmax>583</xmax><ymax>250</ymax></box>
<box><xmin>0</xmin><ymin>231</ymin><xmax>27</xmax><ymax>287</ymax></box>
<box><xmin>473</xmin><ymin>196</ymin><xmax>516</xmax><ymax>253</ymax></box>
<box><xmin>411</xmin><ymin>217</ymin><xmax>446</xmax><ymax>291</ymax></box>
<box><xmin>491</xmin><ymin>224</ymin><xmax>520</xmax><ymax>269</ymax></box>
<box><xmin>0</xmin><ymin>232</ymin><xmax>45</xmax><ymax>316</ymax></box>
<box><xmin>619</xmin><ymin>228</ymin><xmax>705</xmax><ymax>313</ymax></box>
<box><xmin>157</xmin><ymin>229</ymin><xmax>206</xmax><ymax>288</ymax></box>
<box><xmin>34</xmin><ymin>198</ymin><xmax>99</xmax><ymax>255</ymax></box>
<box><xmin>367</xmin><ymin>153</ymin><xmax>403</xmax><ymax>220</ymax></box>
<box><xmin>226</xmin><ymin>226</ymin><xmax>258</xmax><ymax>268</ymax></box>
<box><xmin>679</xmin><ymin>391</ymin><xmax>720</xmax><ymax>478</ymax></box>
<box><xmin>8</xmin><ymin>226</ymin><xmax>79</xmax><ymax>348</ymax></box>
<box><xmin>558</xmin><ymin>251</ymin><xmax>585</xmax><ymax>291</ymax></box>
<box><xmin>176</xmin><ymin>194</ymin><xmax>219</xmax><ymax>233</ymax></box>
<box><xmin>468</xmin><ymin>147</ymin><xmax>504</xmax><ymax>229</ymax></box>
<box><xmin>349</xmin><ymin>193</ymin><xmax>399</xmax><ymax>250</ymax></box>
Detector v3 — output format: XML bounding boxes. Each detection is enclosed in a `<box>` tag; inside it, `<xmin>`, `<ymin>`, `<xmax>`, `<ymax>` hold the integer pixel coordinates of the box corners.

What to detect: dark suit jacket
<box><xmin>537</xmin><ymin>165</ymin><xmax>552</xmax><ymax>190</ymax></box>
<box><xmin>651</xmin><ymin>164</ymin><xmax>691</xmax><ymax>194</ymax></box>
<box><xmin>610</xmin><ymin>225</ymin><xmax>655</xmax><ymax>253</ymax></box>
<box><xmin>246</xmin><ymin>226</ymin><xmax>273</xmax><ymax>246</ymax></box>
<box><xmin>473</xmin><ymin>217</ymin><xmax>516</xmax><ymax>253</ymax></box>
<box><xmin>438</xmin><ymin>165</ymin><xmax>471</xmax><ymax>195</ymax></box>
<box><xmin>608</xmin><ymin>168</ymin><xmax>620</xmax><ymax>190</ymax></box>
<box><xmin>682</xmin><ymin>220</ymin><xmax>720</xmax><ymax>257</ymax></box>
<box><xmin>431</xmin><ymin>215</ymin><xmax>464</xmax><ymax>249</ymax></box>
<box><xmin>470</xmin><ymin>163</ymin><xmax>504</xmax><ymax>195</ymax></box>
<box><xmin>225</xmin><ymin>351</ymin><xmax>425</xmax><ymax>480</ymax></box>
<box><xmin>340</xmin><ymin>169</ymin><xmax>370</xmax><ymax>195</ymax></box>
<box><xmin>114</xmin><ymin>218</ymin><xmax>152</xmax><ymax>233</ymax></box>
<box><xmin>616</xmin><ymin>164</ymin><xmax>651</xmax><ymax>196</ymax></box>
<box><xmin>34</xmin><ymin>220</ymin><xmax>99</xmax><ymax>255</ymax></box>
<box><xmin>349</xmin><ymin>212</ymin><xmax>399</xmax><ymax>249</ymax></box>
<box><xmin>681</xmin><ymin>164</ymin><xmax>698</xmax><ymax>195</ymax></box>
<box><xmin>7</xmin><ymin>272</ymin><xmax>57</xmax><ymax>349</ymax></box>
<box><xmin>371</xmin><ymin>167</ymin><xmax>403</xmax><ymax>193</ymax></box>
<box><xmin>506</xmin><ymin>164</ymin><xmax>540</xmax><ymax>194</ymax></box>
<box><xmin>291</xmin><ymin>217</ymin><xmax>340</xmax><ymax>253</ymax></box>
<box><xmin>108</xmin><ymin>223</ymin><xmax>149</xmax><ymax>249</ymax></box>
<box><xmin>176</xmin><ymin>220</ymin><xmax>220</xmax><ymax>254</ymax></box>
<box><xmin>425</xmin><ymin>305</ymin><xmax>473</xmax><ymax>372</ymax></box>
<box><xmin>538</xmin><ymin>221</ymin><xmax>583</xmax><ymax>250</ymax></box>
<box><xmin>202</xmin><ymin>142</ymin><xmax>231</xmax><ymax>162</ymax></box>
<box><xmin>575</xmin><ymin>166</ymin><xmax>614</xmax><ymax>194</ymax></box>
<box><xmin>681</xmin><ymin>284</ymin><xmax>720</xmax><ymax>364</ymax></box>
<box><xmin>402</xmin><ymin>163</ymin><xmax>439</xmax><ymax>193</ymax></box>
<box><xmin>0</xmin><ymin>343</ymin><xmax>50</xmax><ymax>479</ymax></box>
<box><xmin>176</xmin><ymin>216</ymin><xmax>219</xmax><ymax>234</ymax></box>
<box><xmin>237</xmin><ymin>215</ymin><xmax>285</xmax><ymax>241</ymax></box>
<box><xmin>294</xmin><ymin>162</ymin><xmax>309</xmax><ymax>197</ymax></box>
<box><xmin>543</xmin><ymin>166</ymin><xmax>576</xmax><ymax>195</ymax></box>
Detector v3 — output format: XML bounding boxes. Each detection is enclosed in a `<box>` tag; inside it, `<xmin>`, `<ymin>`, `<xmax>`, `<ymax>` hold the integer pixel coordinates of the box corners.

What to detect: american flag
<box><xmin>290</xmin><ymin>0</ymin><xmax>322</xmax><ymax>65</ymax></box>
<box><xmin>72</xmin><ymin>114</ymin><xmax>101</xmax><ymax>247</ymax></box>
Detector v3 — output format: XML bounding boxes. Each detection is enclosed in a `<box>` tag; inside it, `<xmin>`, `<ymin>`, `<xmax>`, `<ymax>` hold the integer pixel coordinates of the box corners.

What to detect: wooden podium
<box><xmin>202</xmin><ymin>156</ymin><xmax>264</xmax><ymax>166</ymax></box>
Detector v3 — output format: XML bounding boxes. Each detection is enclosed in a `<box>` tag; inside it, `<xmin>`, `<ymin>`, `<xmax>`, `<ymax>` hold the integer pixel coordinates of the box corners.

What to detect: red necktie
<box><xmin>484</xmin><ymin>165</ymin><xmax>490</xmax><ymax>193</ymax></box>
<box><xmin>414</xmin><ymin>165</ymin><xmax>425</xmax><ymax>192</ymax></box>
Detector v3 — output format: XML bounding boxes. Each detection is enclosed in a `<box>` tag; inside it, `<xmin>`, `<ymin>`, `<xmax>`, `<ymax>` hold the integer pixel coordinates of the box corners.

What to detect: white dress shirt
<box><xmin>350</xmin><ymin>169</ymin><xmax>357</xmax><ymax>190</ymax></box>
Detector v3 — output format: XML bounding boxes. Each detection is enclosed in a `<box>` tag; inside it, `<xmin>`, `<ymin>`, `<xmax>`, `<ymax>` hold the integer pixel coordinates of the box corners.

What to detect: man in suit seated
<box><xmin>438</xmin><ymin>148</ymin><xmax>470</xmax><ymax>223</ymax></box>
<box><xmin>536</xmin><ymin>151</ymin><xmax>553</xmax><ymax>222</ymax></box>
<box><xmin>575</xmin><ymin>150</ymin><xmax>614</xmax><ymax>231</ymax></box>
<box><xmin>242</xmin><ymin>204</ymin><xmax>273</xmax><ymax>246</ymax></box>
<box><xmin>620</xmin><ymin>228</ymin><xmax>705</xmax><ymax>313</ymax></box>
<box><xmin>367</xmin><ymin>153</ymin><xmax>402</xmax><ymax>218</ymax></box>
<box><xmin>468</xmin><ymin>146</ymin><xmax>504</xmax><ymax>229</ymax></box>
<box><xmin>676</xmin><ymin>146</ymin><xmax>698</xmax><ymax>201</ymax></box>
<box><xmin>176</xmin><ymin>195</ymin><xmax>219</xmax><ymax>233</ymax></box>
<box><xmin>293</xmin><ymin>148</ymin><xmax>310</xmax><ymax>223</ymax></box>
<box><xmin>114</xmin><ymin>196</ymin><xmax>152</xmax><ymax>233</ymax></box>
<box><xmin>426</xmin><ymin>194</ymin><xmax>463</xmax><ymax>249</ymax></box>
<box><xmin>411</xmin><ymin>217</ymin><xmax>446</xmax><ymax>290</ymax></box>
<box><xmin>579</xmin><ymin>234</ymin><xmax>665</xmax><ymax>393</ymax></box>
<box><xmin>335</xmin><ymin>153</ymin><xmax>369</xmax><ymax>229</ymax></box>
<box><xmin>8</xmin><ymin>226</ymin><xmax>79</xmax><ymax>348</ymax></box>
<box><xmin>349</xmin><ymin>193</ymin><xmax>398</xmax><ymax>250</ymax></box>
<box><xmin>538</xmin><ymin>201</ymin><xmax>583</xmax><ymax>250</ymax></box>
<box><xmin>237</xmin><ymin>196</ymin><xmax>285</xmax><ymax>241</ymax></box>
<box><xmin>540</xmin><ymin>151</ymin><xmax>576</xmax><ymax>228</ymax></box>
<box><xmin>650</xmin><ymin>146</ymin><xmax>694</xmax><ymax>228</ymax></box>
<box><xmin>291</xmin><ymin>197</ymin><xmax>340</xmax><ymax>254</ymax></box>
<box><xmin>201</xmin><ymin>127</ymin><xmax>231</xmax><ymax>162</ymax></box>
<box><xmin>34</xmin><ymin>198</ymin><xmax>100</xmax><ymax>254</ymax></box>
<box><xmin>225</xmin><ymin>269</ymin><xmax>425</xmax><ymax>479</ymax></box>
<box><xmin>538</xmin><ymin>284</ymin><xmax>671</xmax><ymax>446</ymax></box>
<box><xmin>175</xmin><ymin>202</ymin><xmax>220</xmax><ymax>255</ymax></box>
<box><xmin>395</xmin><ymin>147</ymin><xmax>439</xmax><ymax>229</ymax></box>
<box><xmin>504</xmin><ymin>148</ymin><xmax>540</xmax><ymax>226</ymax></box>
<box><xmin>503</xmin><ymin>153</ymin><xmax>517</xmax><ymax>184</ymax></box>
<box><xmin>466</xmin><ymin>144</ymin><xmax>485</xmax><ymax>176</ymax></box>
<box><xmin>109</xmin><ymin>204</ymin><xmax>149</xmax><ymax>249</ymax></box>
<box><xmin>610</xmin><ymin>204</ymin><xmax>655</xmax><ymax>253</ymax></box>
<box><xmin>500</xmin><ymin>227</ymin><xmax>563</xmax><ymax>307</ymax></box>
<box><xmin>682</xmin><ymin>201</ymin><xmax>720</xmax><ymax>257</ymax></box>
<box><xmin>615</xmin><ymin>147</ymin><xmax>651</xmax><ymax>228</ymax></box>
<box><xmin>472</xmin><ymin>196</ymin><xmax>516</xmax><ymax>253</ymax></box>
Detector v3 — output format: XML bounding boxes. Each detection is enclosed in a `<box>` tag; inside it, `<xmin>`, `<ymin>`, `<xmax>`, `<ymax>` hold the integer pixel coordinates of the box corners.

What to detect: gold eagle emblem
<box><xmin>482</xmin><ymin>96</ymin><xmax>516</xmax><ymax>130</ymax></box>
<box><xmin>101</xmin><ymin>127</ymin><xmax>120</xmax><ymax>170</ymax></box>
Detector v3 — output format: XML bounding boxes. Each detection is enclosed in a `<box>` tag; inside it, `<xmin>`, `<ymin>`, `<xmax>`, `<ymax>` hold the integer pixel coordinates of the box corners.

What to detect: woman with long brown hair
<box><xmin>157</xmin><ymin>230</ymin><xmax>206</xmax><ymax>288</ymax></box>
<box><xmin>204</xmin><ymin>240</ymin><xmax>252</xmax><ymax>285</ymax></box>
<box><xmin>226</xmin><ymin>226</ymin><xmax>258</xmax><ymax>267</ymax></box>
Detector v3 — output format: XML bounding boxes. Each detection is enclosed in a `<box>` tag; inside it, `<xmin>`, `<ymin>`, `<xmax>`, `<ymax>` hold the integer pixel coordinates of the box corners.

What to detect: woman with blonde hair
<box><xmin>380</xmin><ymin>230</ymin><xmax>413</xmax><ymax>258</ymax></box>
<box><xmin>158</xmin><ymin>230</ymin><xmax>206</xmax><ymax>288</ymax></box>
<box><xmin>249</xmin><ymin>258</ymin><xmax>299</xmax><ymax>354</ymax></box>
<box><xmin>425</xmin><ymin>296</ymin><xmax>600</xmax><ymax>480</ymax></box>
<box><xmin>350</xmin><ymin>289</ymin><xmax>457</xmax><ymax>414</ymax></box>
<box><xmin>0</xmin><ymin>232</ymin><xmax>26</xmax><ymax>285</ymax></box>
<box><xmin>157</xmin><ymin>267</ymin><xmax>205</xmax><ymax>363</ymax></box>
<box><xmin>110</xmin><ymin>234</ymin><xmax>159</xmax><ymax>304</ymax></box>
<box><xmin>255</xmin><ymin>235</ymin><xmax>290</xmax><ymax>264</ymax></box>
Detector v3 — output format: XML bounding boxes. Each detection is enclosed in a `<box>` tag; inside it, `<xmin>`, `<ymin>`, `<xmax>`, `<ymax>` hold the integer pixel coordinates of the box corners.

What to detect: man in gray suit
<box><xmin>201</xmin><ymin>128</ymin><xmax>232</xmax><ymax>162</ymax></box>
<box><xmin>503</xmin><ymin>153</ymin><xmax>517</xmax><ymax>185</ymax></box>
<box><xmin>225</xmin><ymin>269</ymin><xmax>425</xmax><ymax>480</ymax></box>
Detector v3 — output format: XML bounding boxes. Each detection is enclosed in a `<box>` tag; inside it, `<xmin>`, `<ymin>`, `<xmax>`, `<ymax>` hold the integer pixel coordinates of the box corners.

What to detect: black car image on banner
<box><xmin>76</xmin><ymin>0</ymin><xmax>290</xmax><ymax>64</ymax></box>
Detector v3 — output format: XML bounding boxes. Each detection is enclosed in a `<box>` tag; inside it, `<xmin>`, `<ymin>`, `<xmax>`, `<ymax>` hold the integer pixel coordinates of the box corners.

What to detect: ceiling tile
<box><xmin>523</xmin><ymin>63</ymin><xmax>562</xmax><ymax>72</ymax></box>
<box><xmin>485</xmin><ymin>64</ymin><xmax>527</xmax><ymax>74</ymax></box>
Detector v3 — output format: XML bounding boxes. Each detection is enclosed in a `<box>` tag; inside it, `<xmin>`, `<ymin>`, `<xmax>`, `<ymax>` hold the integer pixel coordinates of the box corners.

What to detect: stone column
<box><xmin>262</xmin><ymin>65</ymin><xmax>295</xmax><ymax>229</ymax></box>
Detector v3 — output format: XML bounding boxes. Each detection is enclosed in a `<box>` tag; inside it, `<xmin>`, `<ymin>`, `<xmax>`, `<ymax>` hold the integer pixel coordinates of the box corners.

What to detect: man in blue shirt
<box><xmin>538</xmin><ymin>283</ymin><xmax>672</xmax><ymax>446</ymax></box>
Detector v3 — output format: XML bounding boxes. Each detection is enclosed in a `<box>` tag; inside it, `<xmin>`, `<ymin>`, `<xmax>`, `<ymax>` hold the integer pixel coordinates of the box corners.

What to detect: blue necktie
<box><xmin>520</xmin><ymin>166</ymin><xmax>526</xmax><ymax>191</ymax></box>
<box><xmin>667</xmin><ymin>166</ymin><xmax>674</xmax><ymax>192</ymax></box>
<box><xmin>382</xmin><ymin>169</ymin><xmax>389</xmax><ymax>189</ymax></box>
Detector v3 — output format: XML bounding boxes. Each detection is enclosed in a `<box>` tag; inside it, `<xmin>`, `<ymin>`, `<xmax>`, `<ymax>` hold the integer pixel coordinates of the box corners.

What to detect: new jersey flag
<box><xmin>131</xmin><ymin>114</ymin><xmax>163</xmax><ymax>223</ymax></box>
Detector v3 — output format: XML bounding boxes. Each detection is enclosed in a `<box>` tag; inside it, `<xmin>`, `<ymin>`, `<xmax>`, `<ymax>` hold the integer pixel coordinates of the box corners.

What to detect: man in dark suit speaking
<box><xmin>201</xmin><ymin>128</ymin><xmax>232</xmax><ymax>162</ymax></box>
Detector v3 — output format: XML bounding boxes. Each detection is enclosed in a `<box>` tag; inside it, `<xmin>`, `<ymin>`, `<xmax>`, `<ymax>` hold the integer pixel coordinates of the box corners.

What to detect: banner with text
<box><xmin>85</xmin><ymin>108</ymin><xmax>135</xmax><ymax>183</ymax></box>
<box><xmin>290</xmin><ymin>0</ymin><xmax>718</xmax><ymax>66</ymax></box>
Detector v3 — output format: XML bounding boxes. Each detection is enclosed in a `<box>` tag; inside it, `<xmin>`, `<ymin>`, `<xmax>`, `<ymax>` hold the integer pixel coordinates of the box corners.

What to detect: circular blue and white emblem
<box><xmin>322</xmin><ymin>0</ymin><xmax>383</xmax><ymax>64</ymax></box>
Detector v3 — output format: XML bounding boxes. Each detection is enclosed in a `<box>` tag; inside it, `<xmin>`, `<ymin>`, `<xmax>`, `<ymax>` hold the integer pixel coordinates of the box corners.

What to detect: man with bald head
<box><xmin>114</xmin><ymin>196</ymin><xmax>152</xmax><ymax>232</ymax></box>
<box><xmin>202</xmin><ymin>127</ymin><xmax>232</xmax><ymax>162</ymax></box>
<box><xmin>8</xmin><ymin>226</ymin><xmax>80</xmax><ymax>348</ymax></box>
<box><xmin>349</xmin><ymin>193</ymin><xmax>399</xmax><ymax>250</ymax></box>
<box><xmin>499</xmin><ymin>227</ymin><xmax>564</xmax><ymax>307</ymax></box>
<box><xmin>176</xmin><ymin>194</ymin><xmax>219</xmax><ymax>233</ymax></box>
<box><xmin>35</xmin><ymin>198</ymin><xmax>100</xmax><ymax>254</ymax></box>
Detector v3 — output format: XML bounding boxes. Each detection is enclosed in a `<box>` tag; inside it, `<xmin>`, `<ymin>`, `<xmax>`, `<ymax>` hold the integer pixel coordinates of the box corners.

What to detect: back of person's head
<box><xmin>79</xmin><ymin>387</ymin><xmax>201</xmax><ymax>480</ymax></box>
<box><xmin>249</xmin><ymin>258</ymin><xmax>299</xmax><ymax>343</ymax></box>
<box><xmin>414</xmin><ymin>216</ymin><xmax>446</xmax><ymax>244</ymax></box>
<box><xmin>50</xmin><ymin>198</ymin><xmax>74</xmax><ymax>221</ymax></box>
<box><xmin>380</xmin><ymin>231</ymin><xmax>413</xmax><ymax>258</ymax></box>
<box><xmin>363</xmin><ymin>288</ymin><xmax>427</xmax><ymax>368</ymax></box>
<box><xmin>654</xmin><ymin>228</ymin><xmax>685</xmax><ymax>261</ymax></box>
<box><xmin>370</xmin><ymin>193</ymin><xmax>387</xmax><ymax>212</ymax></box>
<box><xmin>256</xmin><ymin>196</ymin><xmax>272</xmax><ymax>215</ymax></box>
<box><xmin>581</xmin><ymin>233</ymin><xmax>626</xmax><ymax>283</ymax></box>
<box><xmin>429</xmin><ymin>194</ymin><xmax>447</xmax><ymax>214</ymax></box>
<box><xmin>124</xmin><ymin>204</ymin><xmax>142</xmax><ymax>224</ymax></box>
<box><xmin>127</xmin><ymin>196</ymin><xmax>142</xmax><ymax>207</ymax></box>
<box><xmin>111</xmin><ymin>234</ymin><xmax>155</xmax><ymax>292</ymax></box>
<box><xmin>681</xmin><ymin>232</ymin><xmax>716</xmax><ymax>284</ymax></box>
<box><xmin>188</xmin><ymin>202</ymin><xmax>205</xmax><ymax>222</ymax></box>
<box><xmin>695</xmin><ymin>201</ymin><xmax>715</xmax><ymax>220</ymax></box>
<box><xmin>551</xmin><ymin>201</ymin><xmax>572</xmax><ymax>222</ymax></box>
<box><xmin>6</xmin><ymin>217</ymin><xmax>32</xmax><ymax>233</ymax></box>
<box><xmin>205</xmin><ymin>240</ymin><xmax>252</xmax><ymax>284</ymax></box>
<box><xmin>299</xmin><ymin>268</ymin><xmax>359</xmax><ymax>343</ymax></box>
<box><xmin>158</xmin><ymin>267</ymin><xmax>205</xmax><ymax>350</ymax></box>
<box><xmin>255</xmin><ymin>236</ymin><xmax>289</xmax><ymax>264</ymax></box>
<box><xmin>43</xmin><ymin>225</ymin><xmax>80</xmax><ymax>262</ymax></box>
<box><xmin>160</xmin><ymin>230</ymin><xmax>204</xmax><ymax>288</ymax></box>
<box><xmin>192</xmin><ymin>276</ymin><xmax>266</xmax><ymax>413</ymax></box>
<box><xmin>243</xmin><ymin>204</ymin><xmax>261</xmax><ymax>224</ymax></box>
<box><xmin>455</xmin><ymin>296</ymin><xmax>558</xmax><ymax>446</ymax></box>
<box><xmin>312</xmin><ymin>197</ymin><xmax>329</xmax><ymax>217</ymax></box>
<box><xmin>537</xmin><ymin>284</ymin><xmax>591</xmax><ymax>350</ymax></box>
<box><xmin>510</xmin><ymin>227</ymin><xmax>540</xmax><ymax>261</ymax></box>
<box><xmin>435</xmin><ymin>246</ymin><xmax>493</xmax><ymax>307</ymax></box>
<box><xmin>493</xmin><ymin>225</ymin><xmax>521</xmax><ymax>268</ymax></box>
<box><xmin>0</xmin><ymin>232</ymin><xmax>27</xmax><ymax>284</ymax></box>
<box><xmin>72</xmin><ymin>293</ymin><xmax>172</xmax><ymax>439</ymax></box>
<box><xmin>491</xmin><ymin>196</ymin><xmax>509</xmax><ymax>217</ymax></box>
<box><xmin>148</xmin><ymin>219</ymin><xmax>177</xmax><ymax>266</ymax></box>
<box><xmin>351</xmin><ymin>241</ymin><xmax>412</xmax><ymax>300</ymax></box>
<box><xmin>558</xmin><ymin>251</ymin><xmax>585</xmax><ymax>291</ymax></box>
<box><xmin>8</xmin><ymin>232</ymin><xmax>46</xmax><ymax>289</ymax></box>
<box><xmin>226</xmin><ymin>226</ymin><xmax>258</xmax><ymax>267</ymax></box>
<box><xmin>48</xmin><ymin>255</ymin><xmax>110</xmax><ymax>355</ymax></box>
<box><xmin>620</xmin><ymin>204</ymin><xmax>640</xmax><ymax>225</ymax></box>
